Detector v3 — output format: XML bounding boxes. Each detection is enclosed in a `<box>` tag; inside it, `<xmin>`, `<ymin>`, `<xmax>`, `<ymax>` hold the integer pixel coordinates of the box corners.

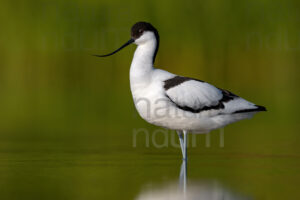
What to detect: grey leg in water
<box><xmin>179</xmin><ymin>160</ymin><xmax>187</xmax><ymax>198</ymax></box>
<box><xmin>177</xmin><ymin>130</ymin><xmax>188</xmax><ymax>160</ymax></box>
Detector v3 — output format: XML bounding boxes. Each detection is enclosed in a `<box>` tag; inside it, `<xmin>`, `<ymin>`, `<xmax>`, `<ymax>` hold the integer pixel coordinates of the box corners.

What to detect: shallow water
<box><xmin>1</xmin><ymin>137</ymin><xmax>299</xmax><ymax>200</ymax></box>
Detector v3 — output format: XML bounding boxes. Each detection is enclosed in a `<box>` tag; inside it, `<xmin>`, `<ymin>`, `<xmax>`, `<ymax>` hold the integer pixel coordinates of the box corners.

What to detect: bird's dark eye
<box><xmin>138</xmin><ymin>29</ymin><xmax>143</xmax><ymax>33</ymax></box>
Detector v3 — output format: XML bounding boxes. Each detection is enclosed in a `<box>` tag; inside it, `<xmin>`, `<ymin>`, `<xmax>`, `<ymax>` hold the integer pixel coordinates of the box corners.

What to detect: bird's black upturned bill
<box><xmin>93</xmin><ymin>38</ymin><xmax>134</xmax><ymax>57</ymax></box>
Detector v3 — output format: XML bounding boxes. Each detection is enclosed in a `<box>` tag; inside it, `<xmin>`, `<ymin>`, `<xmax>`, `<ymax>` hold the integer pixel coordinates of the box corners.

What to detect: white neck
<box><xmin>130</xmin><ymin>39</ymin><xmax>157</xmax><ymax>85</ymax></box>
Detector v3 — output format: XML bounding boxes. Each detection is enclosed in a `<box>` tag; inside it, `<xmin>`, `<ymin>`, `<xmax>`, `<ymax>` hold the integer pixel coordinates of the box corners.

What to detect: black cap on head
<box><xmin>131</xmin><ymin>22</ymin><xmax>158</xmax><ymax>40</ymax></box>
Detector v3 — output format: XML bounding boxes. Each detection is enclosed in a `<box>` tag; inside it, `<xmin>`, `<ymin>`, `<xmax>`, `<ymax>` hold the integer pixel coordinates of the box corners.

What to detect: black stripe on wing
<box><xmin>164</xmin><ymin>76</ymin><xmax>267</xmax><ymax>114</ymax></box>
<box><xmin>164</xmin><ymin>76</ymin><xmax>204</xmax><ymax>90</ymax></box>
<box><xmin>165</xmin><ymin>88</ymin><xmax>238</xmax><ymax>113</ymax></box>
<box><xmin>234</xmin><ymin>105</ymin><xmax>267</xmax><ymax>113</ymax></box>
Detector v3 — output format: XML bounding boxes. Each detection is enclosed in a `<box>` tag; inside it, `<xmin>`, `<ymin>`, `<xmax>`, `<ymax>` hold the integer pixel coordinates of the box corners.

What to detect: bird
<box><xmin>94</xmin><ymin>21</ymin><xmax>266</xmax><ymax>160</ymax></box>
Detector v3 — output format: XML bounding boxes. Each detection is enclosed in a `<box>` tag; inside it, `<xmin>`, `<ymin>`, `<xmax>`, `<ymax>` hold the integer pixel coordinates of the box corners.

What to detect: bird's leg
<box><xmin>179</xmin><ymin>159</ymin><xmax>187</xmax><ymax>196</ymax></box>
<box><xmin>183</xmin><ymin>130</ymin><xmax>188</xmax><ymax>161</ymax></box>
<box><xmin>177</xmin><ymin>131</ymin><xmax>184</xmax><ymax>158</ymax></box>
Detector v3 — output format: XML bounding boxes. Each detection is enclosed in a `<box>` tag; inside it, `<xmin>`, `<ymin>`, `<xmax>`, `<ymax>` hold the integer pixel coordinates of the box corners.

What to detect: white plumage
<box><xmin>95</xmin><ymin>22</ymin><xmax>266</xmax><ymax>160</ymax></box>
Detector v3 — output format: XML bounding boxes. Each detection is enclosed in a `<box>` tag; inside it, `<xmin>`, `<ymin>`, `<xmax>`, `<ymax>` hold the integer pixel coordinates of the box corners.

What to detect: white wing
<box><xmin>164</xmin><ymin>76</ymin><xmax>265</xmax><ymax>114</ymax></box>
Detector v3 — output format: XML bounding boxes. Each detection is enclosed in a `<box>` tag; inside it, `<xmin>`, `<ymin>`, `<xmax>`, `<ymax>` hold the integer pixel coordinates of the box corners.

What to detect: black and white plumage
<box><xmin>94</xmin><ymin>22</ymin><xmax>266</xmax><ymax>160</ymax></box>
<box><xmin>164</xmin><ymin>75</ymin><xmax>265</xmax><ymax>114</ymax></box>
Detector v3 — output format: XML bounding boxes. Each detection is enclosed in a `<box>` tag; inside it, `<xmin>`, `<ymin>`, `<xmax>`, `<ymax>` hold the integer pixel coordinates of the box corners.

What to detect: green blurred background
<box><xmin>0</xmin><ymin>0</ymin><xmax>300</xmax><ymax>199</ymax></box>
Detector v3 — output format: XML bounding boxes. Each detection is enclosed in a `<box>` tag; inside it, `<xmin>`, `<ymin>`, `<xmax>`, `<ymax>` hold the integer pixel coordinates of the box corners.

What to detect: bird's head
<box><xmin>131</xmin><ymin>22</ymin><xmax>159</xmax><ymax>45</ymax></box>
<box><xmin>93</xmin><ymin>22</ymin><xmax>159</xmax><ymax>61</ymax></box>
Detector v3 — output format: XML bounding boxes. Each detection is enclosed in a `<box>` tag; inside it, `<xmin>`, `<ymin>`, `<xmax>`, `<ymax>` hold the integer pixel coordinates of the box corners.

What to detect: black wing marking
<box><xmin>164</xmin><ymin>76</ymin><xmax>203</xmax><ymax>90</ymax></box>
<box><xmin>163</xmin><ymin>76</ymin><xmax>267</xmax><ymax>114</ymax></box>
<box><xmin>234</xmin><ymin>105</ymin><xmax>267</xmax><ymax>113</ymax></box>
<box><xmin>165</xmin><ymin>89</ymin><xmax>238</xmax><ymax>113</ymax></box>
<box><xmin>163</xmin><ymin>76</ymin><xmax>239</xmax><ymax>113</ymax></box>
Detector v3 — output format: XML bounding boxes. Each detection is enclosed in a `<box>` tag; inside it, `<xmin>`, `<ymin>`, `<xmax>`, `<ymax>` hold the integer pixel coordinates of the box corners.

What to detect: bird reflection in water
<box><xmin>136</xmin><ymin>160</ymin><xmax>252</xmax><ymax>200</ymax></box>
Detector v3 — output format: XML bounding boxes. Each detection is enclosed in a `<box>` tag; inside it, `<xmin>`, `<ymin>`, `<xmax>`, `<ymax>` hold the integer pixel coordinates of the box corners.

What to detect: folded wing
<box><xmin>164</xmin><ymin>76</ymin><xmax>265</xmax><ymax>114</ymax></box>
